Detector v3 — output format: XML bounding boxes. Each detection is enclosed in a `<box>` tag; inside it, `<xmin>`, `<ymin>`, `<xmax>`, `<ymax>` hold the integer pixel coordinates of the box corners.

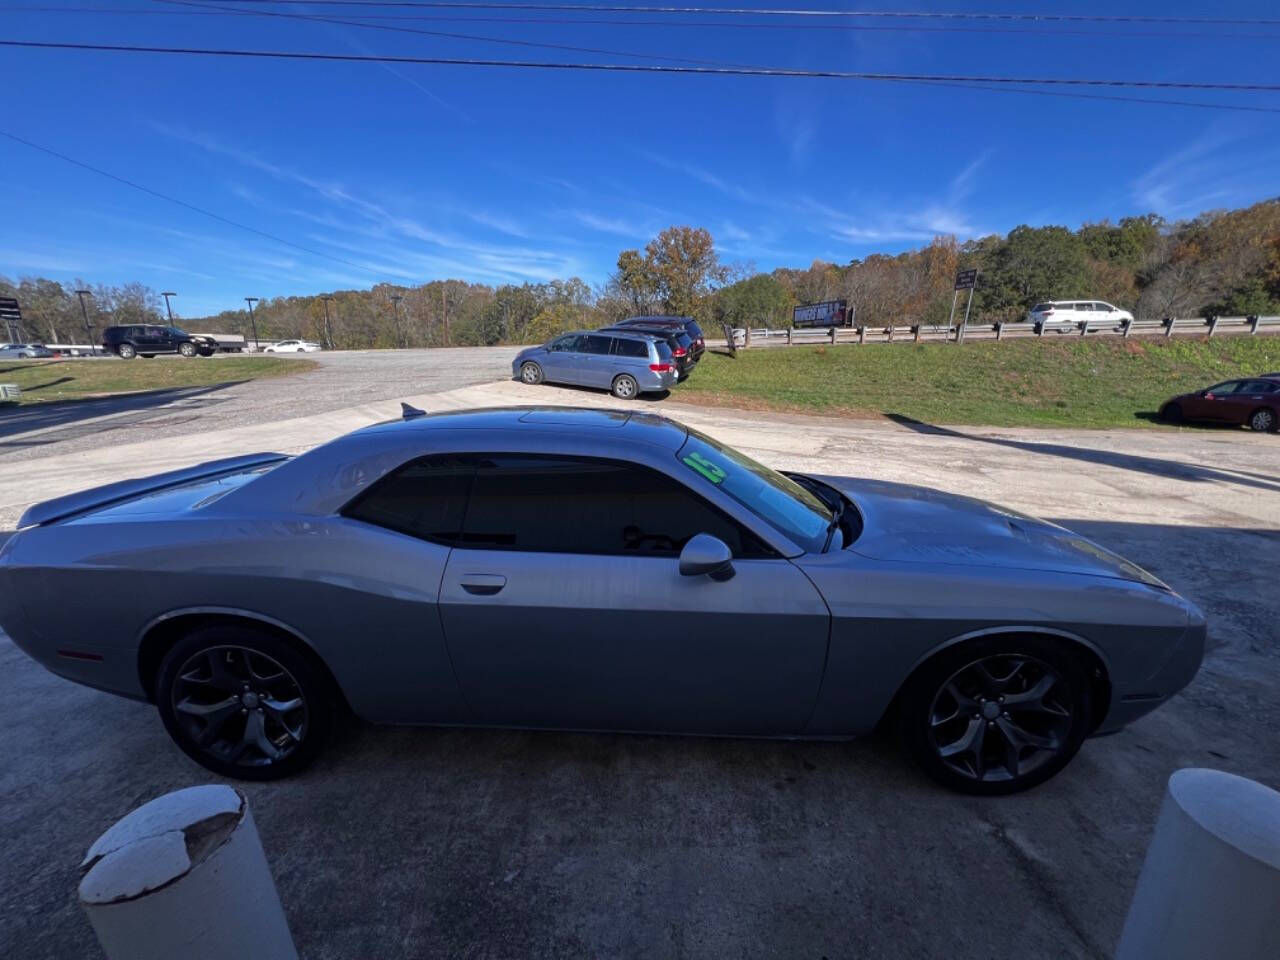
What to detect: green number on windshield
<box><xmin>682</xmin><ymin>451</ymin><xmax>728</xmax><ymax>484</ymax></box>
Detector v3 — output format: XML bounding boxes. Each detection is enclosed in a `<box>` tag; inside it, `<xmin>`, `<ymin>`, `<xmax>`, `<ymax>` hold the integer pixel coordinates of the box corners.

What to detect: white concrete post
<box><xmin>1115</xmin><ymin>768</ymin><xmax>1280</xmax><ymax>960</ymax></box>
<box><xmin>79</xmin><ymin>785</ymin><xmax>298</xmax><ymax>960</ymax></box>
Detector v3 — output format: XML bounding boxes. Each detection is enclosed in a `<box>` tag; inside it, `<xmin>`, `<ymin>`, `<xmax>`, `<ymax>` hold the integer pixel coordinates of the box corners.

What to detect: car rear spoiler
<box><xmin>17</xmin><ymin>452</ymin><xmax>289</xmax><ymax>529</ymax></box>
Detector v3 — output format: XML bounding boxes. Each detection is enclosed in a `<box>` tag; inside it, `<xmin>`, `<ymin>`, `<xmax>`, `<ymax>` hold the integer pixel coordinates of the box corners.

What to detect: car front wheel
<box><xmin>1161</xmin><ymin>402</ymin><xmax>1183</xmax><ymax>424</ymax></box>
<box><xmin>1249</xmin><ymin>408</ymin><xmax>1277</xmax><ymax>433</ymax></box>
<box><xmin>520</xmin><ymin>361</ymin><xmax>543</xmax><ymax>385</ymax></box>
<box><xmin>156</xmin><ymin>624</ymin><xmax>336</xmax><ymax>781</ymax></box>
<box><xmin>178</xmin><ymin>342</ymin><xmax>197</xmax><ymax>357</ymax></box>
<box><xmin>897</xmin><ymin>636</ymin><xmax>1093</xmax><ymax>795</ymax></box>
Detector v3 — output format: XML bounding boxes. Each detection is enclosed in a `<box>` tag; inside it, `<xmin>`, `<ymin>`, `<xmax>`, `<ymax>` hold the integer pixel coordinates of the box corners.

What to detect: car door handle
<box><xmin>460</xmin><ymin>574</ymin><xmax>506</xmax><ymax>596</ymax></box>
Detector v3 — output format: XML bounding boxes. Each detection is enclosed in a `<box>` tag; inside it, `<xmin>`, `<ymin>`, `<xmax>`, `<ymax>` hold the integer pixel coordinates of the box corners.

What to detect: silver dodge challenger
<box><xmin>0</xmin><ymin>406</ymin><xmax>1205</xmax><ymax>794</ymax></box>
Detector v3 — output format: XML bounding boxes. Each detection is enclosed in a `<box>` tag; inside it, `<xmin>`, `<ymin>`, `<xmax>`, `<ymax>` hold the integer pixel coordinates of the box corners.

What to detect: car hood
<box><xmin>812</xmin><ymin>475</ymin><xmax>1168</xmax><ymax>587</ymax></box>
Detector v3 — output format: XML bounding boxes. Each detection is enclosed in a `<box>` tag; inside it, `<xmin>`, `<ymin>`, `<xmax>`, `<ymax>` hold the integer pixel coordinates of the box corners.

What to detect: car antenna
<box><xmin>400</xmin><ymin>402</ymin><xmax>427</xmax><ymax>419</ymax></box>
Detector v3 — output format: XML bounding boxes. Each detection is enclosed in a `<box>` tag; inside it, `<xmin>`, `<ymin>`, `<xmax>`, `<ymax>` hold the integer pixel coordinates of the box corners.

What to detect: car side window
<box><xmin>1207</xmin><ymin>381</ymin><xmax>1240</xmax><ymax>395</ymax></box>
<box><xmin>550</xmin><ymin>335</ymin><xmax>582</xmax><ymax>353</ymax></box>
<box><xmin>582</xmin><ymin>334</ymin><xmax>614</xmax><ymax>355</ymax></box>
<box><xmin>1075</xmin><ymin>302</ymin><xmax>1092</xmax><ymax>311</ymax></box>
<box><xmin>458</xmin><ymin>455</ymin><xmax>772</xmax><ymax>558</ymax></box>
<box><xmin>341</xmin><ymin>456</ymin><xmax>474</xmax><ymax>545</ymax></box>
<box><xmin>1241</xmin><ymin>380</ymin><xmax>1276</xmax><ymax>393</ymax></box>
<box><xmin>1094</xmin><ymin>302</ymin><xmax>1112</xmax><ymax>312</ymax></box>
<box><xmin>614</xmin><ymin>338</ymin><xmax>648</xmax><ymax>358</ymax></box>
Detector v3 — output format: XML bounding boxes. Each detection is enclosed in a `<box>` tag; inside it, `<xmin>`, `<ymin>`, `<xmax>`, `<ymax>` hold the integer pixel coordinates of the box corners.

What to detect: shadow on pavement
<box><xmin>0</xmin><ymin>381</ymin><xmax>246</xmax><ymax>445</ymax></box>
<box><xmin>886</xmin><ymin>413</ymin><xmax>1280</xmax><ymax>493</ymax></box>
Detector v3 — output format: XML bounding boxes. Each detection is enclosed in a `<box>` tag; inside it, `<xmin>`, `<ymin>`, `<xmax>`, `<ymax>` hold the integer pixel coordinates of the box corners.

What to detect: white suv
<box><xmin>1027</xmin><ymin>301</ymin><xmax>1133</xmax><ymax>331</ymax></box>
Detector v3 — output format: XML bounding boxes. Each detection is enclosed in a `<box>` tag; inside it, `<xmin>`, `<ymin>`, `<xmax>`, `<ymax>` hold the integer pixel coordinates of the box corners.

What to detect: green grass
<box><xmin>0</xmin><ymin>355</ymin><xmax>316</xmax><ymax>405</ymax></box>
<box><xmin>672</xmin><ymin>336</ymin><xmax>1280</xmax><ymax>429</ymax></box>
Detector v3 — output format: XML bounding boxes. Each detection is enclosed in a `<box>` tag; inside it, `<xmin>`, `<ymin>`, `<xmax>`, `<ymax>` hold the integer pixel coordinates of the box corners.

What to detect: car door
<box><xmin>539</xmin><ymin>334</ymin><xmax>586</xmax><ymax>385</ymax></box>
<box><xmin>438</xmin><ymin>454</ymin><xmax>831</xmax><ymax>735</ymax></box>
<box><xmin>1193</xmin><ymin>380</ymin><xmax>1242</xmax><ymax>421</ymax></box>
<box><xmin>576</xmin><ymin>334</ymin><xmax>617</xmax><ymax>389</ymax></box>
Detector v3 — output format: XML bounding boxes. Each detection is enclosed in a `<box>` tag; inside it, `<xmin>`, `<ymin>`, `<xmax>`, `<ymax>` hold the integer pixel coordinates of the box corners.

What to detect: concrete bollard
<box><xmin>79</xmin><ymin>785</ymin><xmax>298</xmax><ymax>960</ymax></box>
<box><xmin>1115</xmin><ymin>768</ymin><xmax>1280</xmax><ymax>960</ymax></box>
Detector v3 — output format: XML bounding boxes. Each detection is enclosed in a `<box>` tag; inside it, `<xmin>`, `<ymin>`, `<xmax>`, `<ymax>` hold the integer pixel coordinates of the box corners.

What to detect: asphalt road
<box><xmin>1</xmin><ymin>355</ymin><xmax>1278</xmax><ymax>959</ymax></box>
<box><xmin>0</xmin><ymin>347</ymin><xmax>522</xmax><ymax>463</ymax></box>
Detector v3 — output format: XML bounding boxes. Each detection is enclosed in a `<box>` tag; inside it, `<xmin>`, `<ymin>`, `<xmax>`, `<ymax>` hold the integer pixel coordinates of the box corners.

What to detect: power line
<box><xmin>166</xmin><ymin>2</ymin><xmax>1280</xmax><ymax>27</ymax></box>
<box><xmin>5</xmin><ymin>39</ymin><xmax>1280</xmax><ymax>91</ymax></box>
<box><xmin>13</xmin><ymin>6</ymin><xmax>1280</xmax><ymax>40</ymax></box>
<box><xmin>159</xmin><ymin>0</ymin><xmax>753</xmax><ymax>68</ymax></box>
<box><xmin>0</xmin><ymin>127</ymin><xmax>392</xmax><ymax>279</ymax></box>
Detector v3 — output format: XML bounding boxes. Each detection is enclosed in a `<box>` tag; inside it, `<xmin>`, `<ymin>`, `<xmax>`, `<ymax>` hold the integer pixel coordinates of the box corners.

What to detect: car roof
<box><xmin>563</xmin><ymin>328</ymin><xmax>657</xmax><ymax>341</ymax></box>
<box><xmin>356</xmin><ymin>405</ymin><xmax>688</xmax><ymax>448</ymax></box>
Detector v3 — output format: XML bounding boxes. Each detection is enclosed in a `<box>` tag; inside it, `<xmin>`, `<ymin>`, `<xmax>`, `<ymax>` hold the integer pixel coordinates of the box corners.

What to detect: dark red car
<box><xmin>1160</xmin><ymin>376</ymin><xmax>1280</xmax><ymax>432</ymax></box>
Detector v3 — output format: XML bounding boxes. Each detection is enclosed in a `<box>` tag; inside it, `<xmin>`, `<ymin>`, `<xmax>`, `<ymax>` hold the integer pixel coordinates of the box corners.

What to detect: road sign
<box><xmin>0</xmin><ymin>297</ymin><xmax>21</xmax><ymax>342</ymax></box>
<box><xmin>954</xmin><ymin>269</ymin><xmax>978</xmax><ymax>291</ymax></box>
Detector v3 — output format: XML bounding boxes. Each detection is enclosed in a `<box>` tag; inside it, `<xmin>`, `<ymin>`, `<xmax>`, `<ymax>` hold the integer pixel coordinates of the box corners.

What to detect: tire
<box><xmin>520</xmin><ymin>361</ymin><xmax>543</xmax><ymax>385</ymax></box>
<box><xmin>896</xmin><ymin>635</ymin><xmax>1093</xmax><ymax>796</ymax></box>
<box><xmin>141</xmin><ymin>354</ymin><xmax>155</xmax><ymax>359</ymax></box>
<box><xmin>611</xmin><ymin>374</ymin><xmax>639</xmax><ymax>399</ymax></box>
<box><xmin>1161</xmin><ymin>402</ymin><xmax>1183</xmax><ymax>424</ymax></box>
<box><xmin>117</xmin><ymin>343</ymin><xmax>136</xmax><ymax>359</ymax></box>
<box><xmin>155</xmin><ymin>624</ymin><xmax>337</xmax><ymax>781</ymax></box>
<box><xmin>178</xmin><ymin>341</ymin><xmax>197</xmax><ymax>358</ymax></box>
<box><xmin>1249</xmin><ymin>407</ymin><xmax>1277</xmax><ymax>433</ymax></box>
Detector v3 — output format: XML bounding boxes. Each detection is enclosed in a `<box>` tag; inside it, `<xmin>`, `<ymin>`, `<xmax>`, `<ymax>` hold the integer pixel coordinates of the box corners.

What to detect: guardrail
<box><xmin>723</xmin><ymin>314</ymin><xmax>1280</xmax><ymax>349</ymax></box>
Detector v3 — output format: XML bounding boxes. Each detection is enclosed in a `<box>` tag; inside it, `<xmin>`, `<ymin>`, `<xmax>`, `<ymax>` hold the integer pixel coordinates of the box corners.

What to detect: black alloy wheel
<box><xmin>156</xmin><ymin>625</ymin><xmax>335</xmax><ymax>780</ymax></box>
<box><xmin>898</xmin><ymin>637</ymin><xmax>1092</xmax><ymax>795</ymax></box>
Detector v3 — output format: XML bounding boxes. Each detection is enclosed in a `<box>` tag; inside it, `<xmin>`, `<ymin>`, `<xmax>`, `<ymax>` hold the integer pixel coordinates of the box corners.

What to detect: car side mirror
<box><xmin>679</xmin><ymin>533</ymin><xmax>735</xmax><ymax>582</ymax></box>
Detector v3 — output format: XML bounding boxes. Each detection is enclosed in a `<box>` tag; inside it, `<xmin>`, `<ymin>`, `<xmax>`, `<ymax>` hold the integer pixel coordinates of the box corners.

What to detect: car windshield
<box><xmin>676</xmin><ymin>427</ymin><xmax>832</xmax><ymax>552</ymax></box>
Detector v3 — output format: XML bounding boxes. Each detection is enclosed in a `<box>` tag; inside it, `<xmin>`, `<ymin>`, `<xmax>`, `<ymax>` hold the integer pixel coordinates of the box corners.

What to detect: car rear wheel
<box><xmin>612</xmin><ymin>374</ymin><xmax>638</xmax><ymax>399</ymax></box>
<box><xmin>520</xmin><ymin>361</ymin><xmax>543</xmax><ymax>385</ymax></box>
<box><xmin>1249</xmin><ymin>407</ymin><xmax>1276</xmax><ymax>433</ymax></box>
<box><xmin>1161</xmin><ymin>402</ymin><xmax>1183</xmax><ymax>424</ymax></box>
<box><xmin>156</xmin><ymin>625</ymin><xmax>336</xmax><ymax>781</ymax></box>
<box><xmin>178</xmin><ymin>341</ymin><xmax>197</xmax><ymax>358</ymax></box>
<box><xmin>117</xmin><ymin>343</ymin><xmax>136</xmax><ymax>359</ymax></box>
<box><xmin>897</xmin><ymin>635</ymin><xmax>1092</xmax><ymax>795</ymax></box>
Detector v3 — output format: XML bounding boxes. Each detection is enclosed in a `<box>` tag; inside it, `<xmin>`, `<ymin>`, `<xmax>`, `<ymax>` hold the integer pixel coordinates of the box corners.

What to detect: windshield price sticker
<box><xmin>682</xmin><ymin>452</ymin><xmax>728</xmax><ymax>484</ymax></box>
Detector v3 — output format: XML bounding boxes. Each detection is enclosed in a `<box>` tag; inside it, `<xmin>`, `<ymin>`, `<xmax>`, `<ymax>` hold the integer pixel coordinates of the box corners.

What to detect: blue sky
<box><xmin>2</xmin><ymin>1</ymin><xmax>1278</xmax><ymax>317</ymax></box>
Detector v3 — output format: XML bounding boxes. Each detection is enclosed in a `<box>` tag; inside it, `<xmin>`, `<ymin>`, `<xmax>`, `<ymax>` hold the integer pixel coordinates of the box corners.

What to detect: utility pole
<box><xmin>161</xmin><ymin>292</ymin><xmax>177</xmax><ymax>324</ymax></box>
<box><xmin>389</xmin><ymin>294</ymin><xmax>404</xmax><ymax>349</ymax></box>
<box><xmin>320</xmin><ymin>296</ymin><xmax>334</xmax><ymax>350</ymax></box>
<box><xmin>244</xmin><ymin>297</ymin><xmax>260</xmax><ymax>351</ymax></box>
<box><xmin>441</xmin><ymin>283</ymin><xmax>449</xmax><ymax>345</ymax></box>
<box><xmin>75</xmin><ymin>289</ymin><xmax>95</xmax><ymax>356</ymax></box>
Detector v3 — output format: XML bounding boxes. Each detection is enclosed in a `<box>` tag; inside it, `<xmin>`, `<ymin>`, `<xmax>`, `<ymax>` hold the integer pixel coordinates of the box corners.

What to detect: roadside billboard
<box><xmin>793</xmin><ymin>299</ymin><xmax>850</xmax><ymax>328</ymax></box>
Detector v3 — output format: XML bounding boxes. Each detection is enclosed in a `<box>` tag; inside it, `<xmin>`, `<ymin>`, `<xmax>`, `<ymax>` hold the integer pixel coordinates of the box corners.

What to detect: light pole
<box><xmin>75</xmin><ymin>289</ymin><xmax>95</xmax><ymax>356</ymax></box>
<box><xmin>320</xmin><ymin>296</ymin><xmax>334</xmax><ymax>350</ymax></box>
<box><xmin>389</xmin><ymin>294</ymin><xmax>404</xmax><ymax>349</ymax></box>
<box><xmin>244</xmin><ymin>297</ymin><xmax>260</xmax><ymax>352</ymax></box>
<box><xmin>161</xmin><ymin>292</ymin><xmax>177</xmax><ymax>324</ymax></box>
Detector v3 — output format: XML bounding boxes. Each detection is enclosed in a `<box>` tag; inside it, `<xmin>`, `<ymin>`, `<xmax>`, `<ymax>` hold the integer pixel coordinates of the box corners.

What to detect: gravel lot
<box><xmin>1</xmin><ymin>347</ymin><xmax>521</xmax><ymax>463</ymax></box>
<box><xmin>1</xmin><ymin>350</ymin><xmax>1277</xmax><ymax>959</ymax></box>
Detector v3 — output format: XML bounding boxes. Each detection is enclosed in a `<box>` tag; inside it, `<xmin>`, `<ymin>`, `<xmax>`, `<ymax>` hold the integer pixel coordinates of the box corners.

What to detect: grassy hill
<box><xmin>673</xmin><ymin>337</ymin><xmax>1280</xmax><ymax>429</ymax></box>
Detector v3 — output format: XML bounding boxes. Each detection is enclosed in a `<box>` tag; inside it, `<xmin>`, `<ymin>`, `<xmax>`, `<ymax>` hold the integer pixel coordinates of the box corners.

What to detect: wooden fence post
<box><xmin>786</xmin><ymin>328</ymin><xmax>792</xmax><ymax>345</ymax></box>
<box><xmin>1250</xmin><ymin>315</ymin><xmax>1260</xmax><ymax>335</ymax></box>
<box><xmin>830</xmin><ymin>326</ymin><xmax>837</xmax><ymax>345</ymax></box>
<box><xmin>744</xmin><ymin>326</ymin><xmax>751</xmax><ymax>348</ymax></box>
<box><xmin>994</xmin><ymin>321</ymin><xmax>1003</xmax><ymax>340</ymax></box>
<box><xmin>1165</xmin><ymin>317</ymin><xmax>1176</xmax><ymax>338</ymax></box>
<box><xmin>858</xmin><ymin>325</ymin><xmax>866</xmax><ymax>344</ymax></box>
<box><xmin>1207</xmin><ymin>315</ymin><xmax>1219</xmax><ymax>337</ymax></box>
<box><xmin>913</xmin><ymin>324</ymin><xmax>922</xmax><ymax>343</ymax></box>
<box><xmin>1122</xmin><ymin>318</ymin><xmax>1132</xmax><ymax>338</ymax></box>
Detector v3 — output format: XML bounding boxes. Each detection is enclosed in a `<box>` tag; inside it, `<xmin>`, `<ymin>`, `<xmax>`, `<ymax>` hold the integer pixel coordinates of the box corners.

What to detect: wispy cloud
<box><xmin>571</xmin><ymin>210</ymin><xmax>648</xmax><ymax>238</ymax></box>
<box><xmin>1132</xmin><ymin>129</ymin><xmax>1277</xmax><ymax>219</ymax></box>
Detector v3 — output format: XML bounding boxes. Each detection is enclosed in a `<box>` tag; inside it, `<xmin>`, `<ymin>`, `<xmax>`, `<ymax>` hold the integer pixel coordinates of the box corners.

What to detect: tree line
<box><xmin>4</xmin><ymin>199</ymin><xmax>1277</xmax><ymax>348</ymax></box>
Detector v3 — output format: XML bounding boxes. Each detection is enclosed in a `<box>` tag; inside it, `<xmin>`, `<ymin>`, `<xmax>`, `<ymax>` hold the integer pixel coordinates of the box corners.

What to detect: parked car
<box><xmin>102</xmin><ymin>324</ymin><xmax>216</xmax><ymax>359</ymax></box>
<box><xmin>614</xmin><ymin>315</ymin><xmax>705</xmax><ymax>362</ymax></box>
<box><xmin>0</xmin><ymin>406</ymin><xmax>1204</xmax><ymax>794</ymax></box>
<box><xmin>1160</xmin><ymin>376</ymin><xmax>1280</xmax><ymax>432</ymax></box>
<box><xmin>264</xmin><ymin>339</ymin><xmax>321</xmax><ymax>353</ymax></box>
<box><xmin>1027</xmin><ymin>301</ymin><xmax>1133</xmax><ymax>331</ymax></box>
<box><xmin>599</xmin><ymin>324</ymin><xmax>695</xmax><ymax>380</ymax></box>
<box><xmin>0</xmin><ymin>343</ymin><xmax>54</xmax><ymax>359</ymax></box>
<box><xmin>513</xmin><ymin>330</ymin><xmax>677</xmax><ymax>398</ymax></box>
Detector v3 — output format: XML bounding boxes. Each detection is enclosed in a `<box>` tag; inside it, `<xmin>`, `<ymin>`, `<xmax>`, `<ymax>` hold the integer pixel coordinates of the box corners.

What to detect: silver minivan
<box><xmin>513</xmin><ymin>330</ymin><xmax>677</xmax><ymax>398</ymax></box>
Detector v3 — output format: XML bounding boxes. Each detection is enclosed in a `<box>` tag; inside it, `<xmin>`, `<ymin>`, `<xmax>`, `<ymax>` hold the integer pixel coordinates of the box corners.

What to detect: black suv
<box><xmin>102</xmin><ymin>324</ymin><xmax>216</xmax><ymax>359</ymax></box>
<box><xmin>599</xmin><ymin>325</ymin><xmax>695</xmax><ymax>380</ymax></box>
<box><xmin>614</xmin><ymin>315</ymin><xmax>705</xmax><ymax>362</ymax></box>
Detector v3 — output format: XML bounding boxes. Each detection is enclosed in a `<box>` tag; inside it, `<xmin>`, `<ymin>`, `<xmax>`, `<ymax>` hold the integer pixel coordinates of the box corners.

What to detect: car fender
<box><xmin>901</xmin><ymin>623</ymin><xmax>1113</xmax><ymax>683</ymax></box>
